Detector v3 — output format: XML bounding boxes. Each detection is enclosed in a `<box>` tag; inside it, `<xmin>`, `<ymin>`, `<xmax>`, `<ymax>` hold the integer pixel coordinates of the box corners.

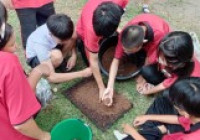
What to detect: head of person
<box><xmin>158</xmin><ymin>31</ymin><xmax>194</xmax><ymax>77</ymax></box>
<box><xmin>93</xmin><ymin>1</ymin><xmax>124</xmax><ymax>38</ymax></box>
<box><xmin>121</xmin><ymin>25</ymin><xmax>147</xmax><ymax>54</ymax></box>
<box><xmin>169</xmin><ymin>77</ymin><xmax>200</xmax><ymax>119</ymax></box>
<box><xmin>0</xmin><ymin>23</ymin><xmax>16</xmax><ymax>53</ymax></box>
<box><xmin>0</xmin><ymin>1</ymin><xmax>7</xmax><ymax>25</ymax></box>
<box><xmin>0</xmin><ymin>1</ymin><xmax>8</xmax><ymax>41</ymax></box>
<box><xmin>47</xmin><ymin>14</ymin><xmax>74</xmax><ymax>44</ymax></box>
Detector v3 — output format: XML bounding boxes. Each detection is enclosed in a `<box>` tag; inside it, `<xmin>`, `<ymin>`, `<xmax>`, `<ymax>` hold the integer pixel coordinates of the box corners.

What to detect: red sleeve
<box><xmin>84</xmin><ymin>28</ymin><xmax>100</xmax><ymax>53</ymax></box>
<box><xmin>178</xmin><ymin>116</ymin><xmax>192</xmax><ymax>131</ymax></box>
<box><xmin>5</xmin><ymin>57</ymin><xmax>41</xmax><ymax>125</ymax></box>
<box><xmin>146</xmin><ymin>31</ymin><xmax>164</xmax><ymax>64</ymax></box>
<box><xmin>117</xmin><ymin>0</ymin><xmax>129</xmax><ymax>8</ymax></box>
<box><xmin>162</xmin><ymin>74</ymin><xmax>178</xmax><ymax>88</ymax></box>
<box><xmin>114</xmin><ymin>34</ymin><xmax>124</xmax><ymax>59</ymax></box>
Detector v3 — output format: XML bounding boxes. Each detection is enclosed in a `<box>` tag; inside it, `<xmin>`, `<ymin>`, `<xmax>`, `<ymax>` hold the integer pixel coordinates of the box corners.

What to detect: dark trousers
<box><xmin>123</xmin><ymin>96</ymin><xmax>184</xmax><ymax>140</ymax></box>
<box><xmin>140</xmin><ymin>63</ymin><xmax>165</xmax><ymax>85</ymax></box>
<box><xmin>16</xmin><ymin>2</ymin><xmax>55</xmax><ymax>49</ymax></box>
<box><xmin>76</xmin><ymin>37</ymin><xmax>90</xmax><ymax>67</ymax></box>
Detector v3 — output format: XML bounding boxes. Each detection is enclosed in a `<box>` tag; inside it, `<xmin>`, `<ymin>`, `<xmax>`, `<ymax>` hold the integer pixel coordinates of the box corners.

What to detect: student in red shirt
<box><xmin>76</xmin><ymin>0</ymin><xmax>129</xmax><ymax>101</ymax></box>
<box><xmin>0</xmin><ymin>21</ymin><xmax>51</xmax><ymax>140</ymax></box>
<box><xmin>115</xmin><ymin>77</ymin><xmax>200</xmax><ymax>140</ymax></box>
<box><xmin>0</xmin><ymin>53</ymin><xmax>51</xmax><ymax>140</ymax></box>
<box><xmin>103</xmin><ymin>14</ymin><xmax>170</xmax><ymax>106</ymax></box>
<box><xmin>3</xmin><ymin>0</ymin><xmax>55</xmax><ymax>49</ymax></box>
<box><xmin>137</xmin><ymin>31</ymin><xmax>200</xmax><ymax>95</ymax></box>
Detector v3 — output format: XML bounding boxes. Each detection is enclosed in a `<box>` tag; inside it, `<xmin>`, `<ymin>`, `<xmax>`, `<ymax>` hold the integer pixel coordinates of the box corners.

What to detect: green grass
<box><xmin>8</xmin><ymin>0</ymin><xmax>200</xmax><ymax>140</ymax></box>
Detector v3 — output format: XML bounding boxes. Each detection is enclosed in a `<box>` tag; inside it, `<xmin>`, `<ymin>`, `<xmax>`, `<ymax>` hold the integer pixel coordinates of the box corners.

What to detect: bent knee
<box><xmin>50</xmin><ymin>49</ymin><xmax>63</xmax><ymax>68</ymax></box>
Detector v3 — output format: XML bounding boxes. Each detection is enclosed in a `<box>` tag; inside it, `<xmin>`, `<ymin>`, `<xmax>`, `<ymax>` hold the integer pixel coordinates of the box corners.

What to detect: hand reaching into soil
<box><xmin>66</xmin><ymin>55</ymin><xmax>77</xmax><ymax>71</ymax></box>
<box><xmin>102</xmin><ymin>88</ymin><xmax>114</xmax><ymax>107</ymax></box>
<box><xmin>81</xmin><ymin>67</ymin><xmax>92</xmax><ymax>78</ymax></box>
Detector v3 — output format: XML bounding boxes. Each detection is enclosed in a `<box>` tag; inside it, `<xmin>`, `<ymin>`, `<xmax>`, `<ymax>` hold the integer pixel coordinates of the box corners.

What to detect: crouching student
<box><xmin>138</xmin><ymin>31</ymin><xmax>200</xmax><ymax>95</ymax></box>
<box><xmin>104</xmin><ymin>14</ymin><xmax>170</xmax><ymax>106</ymax></box>
<box><xmin>115</xmin><ymin>77</ymin><xmax>200</xmax><ymax>140</ymax></box>
<box><xmin>76</xmin><ymin>0</ymin><xmax>129</xmax><ymax>100</ymax></box>
<box><xmin>0</xmin><ymin>27</ymin><xmax>51</xmax><ymax>140</ymax></box>
<box><xmin>26</xmin><ymin>14</ymin><xmax>92</xmax><ymax>84</ymax></box>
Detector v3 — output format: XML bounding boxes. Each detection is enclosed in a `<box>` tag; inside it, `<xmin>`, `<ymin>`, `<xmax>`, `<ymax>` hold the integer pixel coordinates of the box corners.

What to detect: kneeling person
<box><xmin>26</xmin><ymin>14</ymin><xmax>91</xmax><ymax>83</ymax></box>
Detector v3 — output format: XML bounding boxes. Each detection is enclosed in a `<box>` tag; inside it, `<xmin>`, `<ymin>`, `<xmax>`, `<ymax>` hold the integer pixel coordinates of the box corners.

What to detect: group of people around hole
<box><xmin>1</xmin><ymin>0</ymin><xmax>200</xmax><ymax>140</ymax></box>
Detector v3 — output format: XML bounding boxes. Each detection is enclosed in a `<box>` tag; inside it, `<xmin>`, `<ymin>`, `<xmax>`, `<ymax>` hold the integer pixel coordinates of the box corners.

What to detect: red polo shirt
<box><xmin>161</xmin><ymin>58</ymin><xmax>200</xmax><ymax>88</ymax></box>
<box><xmin>76</xmin><ymin>0</ymin><xmax>129</xmax><ymax>53</ymax></box>
<box><xmin>115</xmin><ymin>14</ymin><xmax>170</xmax><ymax>64</ymax></box>
<box><xmin>11</xmin><ymin>0</ymin><xmax>54</xmax><ymax>9</ymax></box>
<box><xmin>0</xmin><ymin>52</ymin><xmax>41</xmax><ymax>140</ymax></box>
<box><xmin>162</xmin><ymin>116</ymin><xmax>200</xmax><ymax>140</ymax></box>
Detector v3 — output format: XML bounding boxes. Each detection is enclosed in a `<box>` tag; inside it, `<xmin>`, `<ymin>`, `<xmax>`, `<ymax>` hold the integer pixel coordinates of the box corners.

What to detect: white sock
<box><xmin>113</xmin><ymin>130</ymin><xmax>128</xmax><ymax>140</ymax></box>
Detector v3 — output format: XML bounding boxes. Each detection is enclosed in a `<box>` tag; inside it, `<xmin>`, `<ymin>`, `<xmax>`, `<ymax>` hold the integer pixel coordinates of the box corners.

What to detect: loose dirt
<box><xmin>64</xmin><ymin>78</ymin><xmax>133</xmax><ymax>131</ymax></box>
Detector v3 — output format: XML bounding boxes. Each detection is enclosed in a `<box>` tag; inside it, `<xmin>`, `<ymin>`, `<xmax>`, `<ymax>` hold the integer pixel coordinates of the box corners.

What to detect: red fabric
<box><xmin>11</xmin><ymin>0</ymin><xmax>54</xmax><ymax>9</ymax></box>
<box><xmin>0</xmin><ymin>52</ymin><xmax>41</xmax><ymax>140</ymax></box>
<box><xmin>114</xmin><ymin>14</ymin><xmax>170</xmax><ymax>64</ymax></box>
<box><xmin>162</xmin><ymin>117</ymin><xmax>200</xmax><ymax>140</ymax></box>
<box><xmin>162</xmin><ymin>58</ymin><xmax>200</xmax><ymax>88</ymax></box>
<box><xmin>76</xmin><ymin>0</ymin><xmax>129</xmax><ymax>53</ymax></box>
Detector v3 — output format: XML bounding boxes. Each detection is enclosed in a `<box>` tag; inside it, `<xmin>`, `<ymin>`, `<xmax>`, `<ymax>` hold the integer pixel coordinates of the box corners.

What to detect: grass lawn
<box><xmin>7</xmin><ymin>0</ymin><xmax>200</xmax><ymax>140</ymax></box>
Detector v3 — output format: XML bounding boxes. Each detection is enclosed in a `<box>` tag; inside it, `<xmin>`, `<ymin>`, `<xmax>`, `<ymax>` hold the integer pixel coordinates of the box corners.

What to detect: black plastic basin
<box><xmin>98</xmin><ymin>34</ymin><xmax>142</xmax><ymax>81</ymax></box>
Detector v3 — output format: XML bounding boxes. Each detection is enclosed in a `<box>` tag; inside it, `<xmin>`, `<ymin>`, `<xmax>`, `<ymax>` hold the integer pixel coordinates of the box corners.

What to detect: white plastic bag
<box><xmin>36</xmin><ymin>78</ymin><xmax>52</xmax><ymax>108</ymax></box>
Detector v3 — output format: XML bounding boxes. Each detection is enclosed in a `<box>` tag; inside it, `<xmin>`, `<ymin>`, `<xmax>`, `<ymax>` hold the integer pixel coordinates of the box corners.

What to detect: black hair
<box><xmin>0</xmin><ymin>23</ymin><xmax>13</xmax><ymax>50</ymax></box>
<box><xmin>0</xmin><ymin>1</ymin><xmax>7</xmax><ymax>26</ymax></box>
<box><xmin>169</xmin><ymin>77</ymin><xmax>200</xmax><ymax>117</ymax></box>
<box><xmin>47</xmin><ymin>14</ymin><xmax>74</xmax><ymax>41</ymax></box>
<box><xmin>93</xmin><ymin>1</ymin><xmax>124</xmax><ymax>38</ymax></box>
<box><xmin>121</xmin><ymin>25</ymin><xmax>144</xmax><ymax>49</ymax></box>
<box><xmin>159</xmin><ymin>31</ymin><xmax>194</xmax><ymax>78</ymax></box>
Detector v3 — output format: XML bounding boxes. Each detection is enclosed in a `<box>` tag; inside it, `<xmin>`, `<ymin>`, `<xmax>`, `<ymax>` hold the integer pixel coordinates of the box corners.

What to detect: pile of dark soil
<box><xmin>64</xmin><ymin>78</ymin><xmax>133</xmax><ymax>131</ymax></box>
<box><xmin>101</xmin><ymin>46</ymin><xmax>138</xmax><ymax>77</ymax></box>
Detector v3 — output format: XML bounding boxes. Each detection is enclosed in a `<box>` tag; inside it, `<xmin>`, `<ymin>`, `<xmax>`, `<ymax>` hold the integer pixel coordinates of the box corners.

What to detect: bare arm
<box><xmin>47</xmin><ymin>68</ymin><xmax>91</xmax><ymax>83</ymax></box>
<box><xmin>102</xmin><ymin>58</ymin><xmax>119</xmax><ymax>106</ymax></box>
<box><xmin>143</xmin><ymin>82</ymin><xmax>166</xmax><ymax>95</ymax></box>
<box><xmin>89</xmin><ymin>52</ymin><xmax>105</xmax><ymax>98</ymax></box>
<box><xmin>66</xmin><ymin>46</ymin><xmax>77</xmax><ymax>71</ymax></box>
<box><xmin>14</xmin><ymin>118</ymin><xmax>50</xmax><ymax>140</ymax></box>
<box><xmin>122</xmin><ymin>124</ymin><xmax>146</xmax><ymax>140</ymax></box>
<box><xmin>27</xmin><ymin>68</ymin><xmax>42</xmax><ymax>91</ymax></box>
<box><xmin>28</xmin><ymin>63</ymin><xmax>51</xmax><ymax>91</ymax></box>
<box><xmin>134</xmin><ymin>115</ymin><xmax>179</xmax><ymax>127</ymax></box>
<box><xmin>107</xmin><ymin>58</ymin><xmax>120</xmax><ymax>89</ymax></box>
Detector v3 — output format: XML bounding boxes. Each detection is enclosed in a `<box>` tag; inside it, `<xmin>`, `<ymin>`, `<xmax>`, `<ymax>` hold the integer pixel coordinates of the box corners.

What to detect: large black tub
<box><xmin>98</xmin><ymin>34</ymin><xmax>144</xmax><ymax>80</ymax></box>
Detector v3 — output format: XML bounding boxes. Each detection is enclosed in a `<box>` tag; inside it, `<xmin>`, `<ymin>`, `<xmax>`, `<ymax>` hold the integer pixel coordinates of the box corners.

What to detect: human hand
<box><xmin>122</xmin><ymin>124</ymin><xmax>135</xmax><ymax>135</ymax></box>
<box><xmin>66</xmin><ymin>56</ymin><xmax>77</xmax><ymax>71</ymax></box>
<box><xmin>81</xmin><ymin>68</ymin><xmax>92</xmax><ymax>78</ymax></box>
<box><xmin>102</xmin><ymin>87</ymin><xmax>114</xmax><ymax>107</ymax></box>
<box><xmin>137</xmin><ymin>83</ymin><xmax>154</xmax><ymax>95</ymax></box>
<box><xmin>99</xmin><ymin>88</ymin><xmax>105</xmax><ymax>102</ymax></box>
<box><xmin>133</xmin><ymin>115</ymin><xmax>149</xmax><ymax>127</ymax></box>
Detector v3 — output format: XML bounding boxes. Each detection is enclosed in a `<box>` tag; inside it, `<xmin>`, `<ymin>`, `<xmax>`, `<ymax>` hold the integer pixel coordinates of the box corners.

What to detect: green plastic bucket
<box><xmin>51</xmin><ymin>119</ymin><xmax>92</xmax><ymax>140</ymax></box>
